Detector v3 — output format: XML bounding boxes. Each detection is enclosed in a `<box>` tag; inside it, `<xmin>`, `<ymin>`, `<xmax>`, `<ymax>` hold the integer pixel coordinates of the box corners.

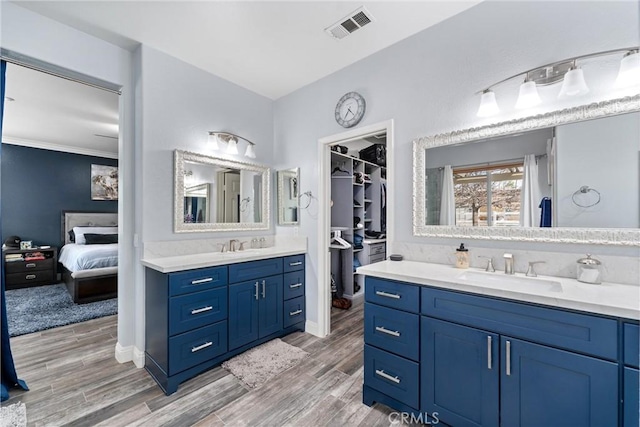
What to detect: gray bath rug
<box><xmin>222</xmin><ymin>338</ymin><xmax>309</xmax><ymax>389</ymax></box>
<box><xmin>0</xmin><ymin>402</ymin><xmax>27</xmax><ymax>427</ymax></box>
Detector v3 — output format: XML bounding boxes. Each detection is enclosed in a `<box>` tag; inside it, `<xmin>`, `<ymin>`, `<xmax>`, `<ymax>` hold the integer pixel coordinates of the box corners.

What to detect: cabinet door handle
<box><xmin>191</xmin><ymin>342</ymin><xmax>213</xmax><ymax>353</ymax></box>
<box><xmin>191</xmin><ymin>277</ymin><xmax>213</xmax><ymax>285</ymax></box>
<box><xmin>487</xmin><ymin>336</ymin><xmax>492</xmax><ymax>370</ymax></box>
<box><xmin>289</xmin><ymin>309</ymin><xmax>303</xmax><ymax>316</ymax></box>
<box><xmin>261</xmin><ymin>280</ymin><xmax>266</xmax><ymax>298</ymax></box>
<box><xmin>375</xmin><ymin>326</ymin><xmax>401</xmax><ymax>337</ymax></box>
<box><xmin>25</xmin><ymin>274</ymin><xmax>37</xmax><ymax>280</ymax></box>
<box><xmin>375</xmin><ymin>369</ymin><xmax>400</xmax><ymax>384</ymax></box>
<box><xmin>289</xmin><ymin>283</ymin><xmax>303</xmax><ymax>289</ymax></box>
<box><xmin>191</xmin><ymin>306</ymin><xmax>213</xmax><ymax>315</ymax></box>
<box><xmin>25</xmin><ymin>263</ymin><xmax>37</xmax><ymax>268</ymax></box>
<box><xmin>289</xmin><ymin>261</ymin><xmax>302</xmax><ymax>266</ymax></box>
<box><xmin>254</xmin><ymin>282</ymin><xmax>259</xmax><ymax>300</ymax></box>
<box><xmin>506</xmin><ymin>340</ymin><xmax>511</xmax><ymax>376</ymax></box>
<box><xmin>375</xmin><ymin>290</ymin><xmax>400</xmax><ymax>299</ymax></box>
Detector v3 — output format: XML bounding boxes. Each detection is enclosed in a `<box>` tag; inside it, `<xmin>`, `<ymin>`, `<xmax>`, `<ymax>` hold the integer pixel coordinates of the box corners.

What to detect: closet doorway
<box><xmin>317</xmin><ymin>120</ymin><xmax>395</xmax><ymax>337</ymax></box>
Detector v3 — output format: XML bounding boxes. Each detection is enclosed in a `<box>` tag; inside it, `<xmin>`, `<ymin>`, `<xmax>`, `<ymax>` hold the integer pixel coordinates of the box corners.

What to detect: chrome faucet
<box><xmin>478</xmin><ymin>256</ymin><xmax>495</xmax><ymax>272</ymax></box>
<box><xmin>526</xmin><ymin>261</ymin><xmax>545</xmax><ymax>277</ymax></box>
<box><xmin>503</xmin><ymin>253</ymin><xmax>514</xmax><ymax>275</ymax></box>
<box><xmin>229</xmin><ymin>239</ymin><xmax>240</xmax><ymax>252</ymax></box>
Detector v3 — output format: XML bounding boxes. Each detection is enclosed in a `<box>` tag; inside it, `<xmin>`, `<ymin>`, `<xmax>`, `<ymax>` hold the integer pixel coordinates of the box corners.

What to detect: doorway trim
<box><xmin>316</xmin><ymin>119</ymin><xmax>395</xmax><ymax>338</ymax></box>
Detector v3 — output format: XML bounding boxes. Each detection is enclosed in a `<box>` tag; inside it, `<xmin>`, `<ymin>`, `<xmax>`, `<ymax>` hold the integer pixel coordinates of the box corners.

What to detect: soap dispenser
<box><xmin>455</xmin><ymin>243</ymin><xmax>470</xmax><ymax>269</ymax></box>
<box><xmin>576</xmin><ymin>254</ymin><xmax>602</xmax><ymax>284</ymax></box>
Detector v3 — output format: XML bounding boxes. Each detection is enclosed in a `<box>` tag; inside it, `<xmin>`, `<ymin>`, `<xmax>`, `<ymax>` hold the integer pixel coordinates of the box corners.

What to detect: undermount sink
<box><xmin>457</xmin><ymin>270</ymin><xmax>563</xmax><ymax>292</ymax></box>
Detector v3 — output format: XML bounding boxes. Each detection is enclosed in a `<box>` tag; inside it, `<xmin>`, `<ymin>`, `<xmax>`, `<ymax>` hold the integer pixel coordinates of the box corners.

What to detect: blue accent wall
<box><xmin>1</xmin><ymin>145</ymin><xmax>117</xmax><ymax>248</ymax></box>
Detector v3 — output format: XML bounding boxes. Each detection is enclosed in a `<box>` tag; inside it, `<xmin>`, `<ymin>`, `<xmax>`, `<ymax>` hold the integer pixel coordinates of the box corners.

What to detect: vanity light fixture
<box><xmin>476</xmin><ymin>46</ymin><xmax>639</xmax><ymax>117</ymax></box>
<box><xmin>207</xmin><ymin>131</ymin><xmax>257</xmax><ymax>159</ymax></box>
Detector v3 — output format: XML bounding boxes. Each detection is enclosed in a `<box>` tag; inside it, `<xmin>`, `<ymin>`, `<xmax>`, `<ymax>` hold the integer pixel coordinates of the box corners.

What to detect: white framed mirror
<box><xmin>413</xmin><ymin>94</ymin><xmax>640</xmax><ymax>246</ymax></box>
<box><xmin>277</xmin><ymin>168</ymin><xmax>300</xmax><ymax>226</ymax></box>
<box><xmin>175</xmin><ymin>150</ymin><xmax>270</xmax><ymax>232</ymax></box>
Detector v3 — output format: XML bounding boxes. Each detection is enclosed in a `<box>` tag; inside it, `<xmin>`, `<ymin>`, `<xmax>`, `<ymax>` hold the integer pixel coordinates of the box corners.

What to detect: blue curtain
<box><xmin>1</xmin><ymin>59</ymin><xmax>29</xmax><ymax>401</ymax></box>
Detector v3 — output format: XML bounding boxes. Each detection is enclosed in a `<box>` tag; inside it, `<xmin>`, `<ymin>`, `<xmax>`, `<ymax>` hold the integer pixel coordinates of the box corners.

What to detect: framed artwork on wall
<box><xmin>91</xmin><ymin>164</ymin><xmax>118</xmax><ymax>200</ymax></box>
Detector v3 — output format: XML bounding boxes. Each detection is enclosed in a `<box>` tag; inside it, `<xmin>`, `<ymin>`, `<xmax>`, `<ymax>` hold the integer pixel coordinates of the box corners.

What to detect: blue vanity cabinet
<box><xmin>623</xmin><ymin>323</ymin><xmax>639</xmax><ymax>427</ymax></box>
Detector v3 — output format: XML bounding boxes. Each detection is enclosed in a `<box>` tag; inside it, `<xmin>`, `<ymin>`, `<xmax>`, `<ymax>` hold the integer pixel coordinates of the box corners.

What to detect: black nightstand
<box><xmin>3</xmin><ymin>246</ymin><xmax>58</xmax><ymax>289</ymax></box>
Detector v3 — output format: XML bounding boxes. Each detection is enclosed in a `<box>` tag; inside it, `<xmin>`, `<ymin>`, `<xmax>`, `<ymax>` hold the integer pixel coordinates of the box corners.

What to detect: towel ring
<box><xmin>572</xmin><ymin>186</ymin><xmax>601</xmax><ymax>208</ymax></box>
<box><xmin>299</xmin><ymin>191</ymin><xmax>314</xmax><ymax>210</ymax></box>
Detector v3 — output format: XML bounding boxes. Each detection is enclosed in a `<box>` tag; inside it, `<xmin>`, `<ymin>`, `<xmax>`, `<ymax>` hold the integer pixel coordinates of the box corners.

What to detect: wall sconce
<box><xmin>207</xmin><ymin>131</ymin><xmax>257</xmax><ymax>158</ymax></box>
<box><xmin>476</xmin><ymin>47</ymin><xmax>640</xmax><ymax>117</ymax></box>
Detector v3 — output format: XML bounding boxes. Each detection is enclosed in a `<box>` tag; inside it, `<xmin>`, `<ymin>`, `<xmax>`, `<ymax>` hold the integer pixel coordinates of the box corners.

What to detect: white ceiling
<box><xmin>2</xmin><ymin>1</ymin><xmax>480</xmax><ymax>156</ymax></box>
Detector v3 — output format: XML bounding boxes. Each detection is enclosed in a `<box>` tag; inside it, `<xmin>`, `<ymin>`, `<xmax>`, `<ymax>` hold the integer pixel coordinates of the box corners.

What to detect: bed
<box><xmin>59</xmin><ymin>211</ymin><xmax>118</xmax><ymax>303</ymax></box>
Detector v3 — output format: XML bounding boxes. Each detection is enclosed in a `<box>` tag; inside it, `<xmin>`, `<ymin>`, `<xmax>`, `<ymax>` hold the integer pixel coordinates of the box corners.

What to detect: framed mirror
<box><xmin>413</xmin><ymin>95</ymin><xmax>640</xmax><ymax>245</ymax></box>
<box><xmin>174</xmin><ymin>150</ymin><xmax>270</xmax><ymax>232</ymax></box>
<box><xmin>277</xmin><ymin>168</ymin><xmax>300</xmax><ymax>226</ymax></box>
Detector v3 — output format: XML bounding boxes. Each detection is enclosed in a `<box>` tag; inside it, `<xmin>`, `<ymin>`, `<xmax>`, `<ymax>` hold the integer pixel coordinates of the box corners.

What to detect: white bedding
<box><xmin>59</xmin><ymin>243</ymin><xmax>118</xmax><ymax>273</ymax></box>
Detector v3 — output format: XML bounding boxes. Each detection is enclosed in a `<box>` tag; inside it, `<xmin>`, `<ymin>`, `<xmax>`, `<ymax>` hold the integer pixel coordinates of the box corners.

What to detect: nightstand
<box><xmin>3</xmin><ymin>246</ymin><xmax>58</xmax><ymax>289</ymax></box>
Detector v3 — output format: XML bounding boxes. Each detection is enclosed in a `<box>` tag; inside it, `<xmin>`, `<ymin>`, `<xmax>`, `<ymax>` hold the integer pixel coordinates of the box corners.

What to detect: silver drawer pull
<box><xmin>506</xmin><ymin>340</ymin><xmax>511</xmax><ymax>376</ymax></box>
<box><xmin>191</xmin><ymin>277</ymin><xmax>213</xmax><ymax>285</ymax></box>
<box><xmin>254</xmin><ymin>282</ymin><xmax>259</xmax><ymax>300</ymax></box>
<box><xmin>487</xmin><ymin>336</ymin><xmax>492</xmax><ymax>370</ymax></box>
<box><xmin>375</xmin><ymin>326</ymin><xmax>400</xmax><ymax>337</ymax></box>
<box><xmin>26</xmin><ymin>274</ymin><xmax>37</xmax><ymax>280</ymax></box>
<box><xmin>289</xmin><ymin>283</ymin><xmax>303</xmax><ymax>289</ymax></box>
<box><xmin>375</xmin><ymin>290</ymin><xmax>400</xmax><ymax>299</ymax></box>
<box><xmin>375</xmin><ymin>369</ymin><xmax>400</xmax><ymax>384</ymax></box>
<box><xmin>26</xmin><ymin>263</ymin><xmax>37</xmax><ymax>268</ymax></box>
<box><xmin>191</xmin><ymin>306</ymin><xmax>213</xmax><ymax>315</ymax></box>
<box><xmin>289</xmin><ymin>309</ymin><xmax>303</xmax><ymax>316</ymax></box>
<box><xmin>191</xmin><ymin>342</ymin><xmax>213</xmax><ymax>353</ymax></box>
<box><xmin>289</xmin><ymin>261</ymin><xmax>303</xmax><ymax>266</ymax></box>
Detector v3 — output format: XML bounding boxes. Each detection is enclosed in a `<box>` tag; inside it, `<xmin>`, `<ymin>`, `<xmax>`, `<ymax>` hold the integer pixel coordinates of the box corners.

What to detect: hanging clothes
<box><xmin>539</xmin><ymin>197</ymin><xmax>552</xmax><ymax>227</ymax></box>
<box><xmin>380</xmin><ymin>182</ymin><xmax>387</xmax><ymax>232</ymax></box>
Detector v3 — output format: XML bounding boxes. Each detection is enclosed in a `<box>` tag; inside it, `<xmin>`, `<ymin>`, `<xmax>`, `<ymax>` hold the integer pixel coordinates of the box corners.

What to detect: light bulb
<box><xmin>515</xmin><ymin>81</ymin><xmax>542</xmax><ymax>109</ymax></box>
<box><xmin>245</xmin><ymin>144</ymin><xmax>256</xmax><ymax>158</ymax></box>
<box><xmin>226</xmin><ymin>137</ymin><xmax>239</xmax><ymax>155</ymax></box>
<box><xmin>558</xmin><ymin>68</ymin><xmax>589</xmax><ymax>99</ymax></box>
<box><xmin>615</xmin><ymin>51</ymin><xmax>640</xmax><ymax>89</ymax></box>
<box><xmin>476</xmin><ymin>90</ymin><xmax>499</xmax><ymax>117</ymax></box>
<box><xmin>208</xmin><ymin>133</ymin><xmax>219</xmax><ymax>150</ymax></box>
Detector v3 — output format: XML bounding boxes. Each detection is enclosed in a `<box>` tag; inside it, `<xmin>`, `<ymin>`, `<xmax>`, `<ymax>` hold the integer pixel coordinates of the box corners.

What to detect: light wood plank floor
<box><xmin>2</xmin><ymin>304</ymin><xmax>405</xmax><ymax>426</ymax></box>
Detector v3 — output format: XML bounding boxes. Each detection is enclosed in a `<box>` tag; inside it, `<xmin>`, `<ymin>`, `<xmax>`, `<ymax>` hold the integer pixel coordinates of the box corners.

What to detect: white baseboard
<box><xmin>115</xmin><ymin>342</ymin><xmax>145</xmax><ymax>368</ymax></box>
<box><xmin>305</xmin><ymin>320</ymin><xmax>322</xmax><ymax>337</ymax></box>
<box><xmin>133</xmin><ymin>347</ymin><xmax>145</xmax><ymax>368</ymax></box>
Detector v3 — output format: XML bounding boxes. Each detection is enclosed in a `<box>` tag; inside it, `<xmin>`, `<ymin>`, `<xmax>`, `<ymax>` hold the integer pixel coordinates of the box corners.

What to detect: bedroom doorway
<box><xmin>1</xmin><ymin>61</ymin><xmax>121</xmax><ymax>338</ymax></box>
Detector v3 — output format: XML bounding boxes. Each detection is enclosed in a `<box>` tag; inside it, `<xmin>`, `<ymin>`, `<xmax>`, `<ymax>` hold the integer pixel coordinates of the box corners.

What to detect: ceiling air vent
<box><xmin>325</xmin><ymin>6</ymin><xmax>375</xmax><ymax>40</ymax></box>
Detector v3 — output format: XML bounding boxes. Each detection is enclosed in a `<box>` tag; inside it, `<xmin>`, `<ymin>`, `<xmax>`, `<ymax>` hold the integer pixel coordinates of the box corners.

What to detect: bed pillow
<box><xmin>68</xmin><ymin>230</ymin><xmax>75</xmax><ymax>243</ymax></box>
<box><xmin>72</xmin><ymin>226</ymin><xmax>118</xmax><ymax>245</ymax></box>
<box><xmin>83</xmin><ymin>233</ymin><xmax>118</xmax><ymax>245</ymax></box>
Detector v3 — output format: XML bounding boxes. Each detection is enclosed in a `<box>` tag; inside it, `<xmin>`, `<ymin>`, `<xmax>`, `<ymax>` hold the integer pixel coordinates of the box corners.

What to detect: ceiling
<box><xmin>2</xmin><ymin>1</ymin><xmax>480</xmax><ymax>156</ymax></box>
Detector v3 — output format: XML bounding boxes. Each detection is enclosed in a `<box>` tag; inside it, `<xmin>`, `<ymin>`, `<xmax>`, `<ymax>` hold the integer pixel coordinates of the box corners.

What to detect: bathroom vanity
<box><xmin>142</xmin><ymin>249</ymin><xmax>306</xmax><ymax>395</ymax></box>
<box><xmin>359</xmin><ymin>260</ymin><xmax>639</xmax><ymax>427</ymax></box>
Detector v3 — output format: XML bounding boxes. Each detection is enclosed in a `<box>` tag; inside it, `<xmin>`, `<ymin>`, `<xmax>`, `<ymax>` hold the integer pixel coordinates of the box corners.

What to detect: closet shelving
<box><xmin>330</xmin><ymin>150</ymin><xmax>386</xmax><ymax>301</ymax></box>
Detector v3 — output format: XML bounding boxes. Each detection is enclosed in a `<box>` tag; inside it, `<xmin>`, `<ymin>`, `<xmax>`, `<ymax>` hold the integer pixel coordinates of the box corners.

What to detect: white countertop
<box><xmin>357</xmin><ymin>260</ymin><xmax>640</xmax><ymax>320</ymax></box>
<box><xmin>142</xmin><ymin>247</ymin><xmax>305</xmax><ymax>273</ymax></box>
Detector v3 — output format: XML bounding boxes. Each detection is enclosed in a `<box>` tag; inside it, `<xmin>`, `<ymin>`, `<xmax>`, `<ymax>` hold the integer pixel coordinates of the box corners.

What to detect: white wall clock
<box><xmin>335</xmin><ymin>92</ymin><xmax>366</xmax><ymax>128</ymax></box>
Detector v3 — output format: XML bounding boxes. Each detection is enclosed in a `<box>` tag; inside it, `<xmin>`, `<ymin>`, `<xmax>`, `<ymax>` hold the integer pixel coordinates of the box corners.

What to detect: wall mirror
<box><xmin>175</xmin><ymin>150</ymin><xmax>270</xmax><ymax>232</ymax></box>
<box><xmin>277</xmin><ymin>168</ymin><xmax>300</xmax><ymax>226</ymax></box>
<box><xmin>413</xmin><ymin>95</ymin><xmax>640</xmax><ymax>245</ymax></box>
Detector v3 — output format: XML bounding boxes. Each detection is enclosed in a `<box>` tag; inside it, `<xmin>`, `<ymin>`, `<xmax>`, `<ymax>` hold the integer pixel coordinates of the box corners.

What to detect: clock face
<box><xmin>335</xmin><ymin>92</ymin><xmax>365</xmax><ymax>128</ymax></box>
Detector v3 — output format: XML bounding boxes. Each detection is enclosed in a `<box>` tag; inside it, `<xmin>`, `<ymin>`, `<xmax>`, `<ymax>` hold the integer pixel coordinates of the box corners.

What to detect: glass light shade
<box><xmin>208</xmin><ymin>133</ymin><xmax>219</xmax><ymax>150</ymax></box>
<box><xmin>244</xmin><ymin>144</ymin><xmax>256</xmax><ymax>158</ymax></box>
<box><xmin>558</xmin><ymin>68</ymin><xmax>589</xmax><ymax>99</ymax></box>
<box><xmin>615</xmin><ymin>51</ymin><xmax>640</xmax><ymax>89</ymax></box>
<box><xmin>476</xmin><ymin>90</ymin><xmax>499</xmax><ymax>117</ymax></box>
<box><xmin>226</xmin><ymin>137</ymin><xmax>239</xmax><ymax>155</ymax></box>
<box><xmin>515</xmin><ymin>81</ymin><xmax>542</xmax><ymax>109</ymax></box>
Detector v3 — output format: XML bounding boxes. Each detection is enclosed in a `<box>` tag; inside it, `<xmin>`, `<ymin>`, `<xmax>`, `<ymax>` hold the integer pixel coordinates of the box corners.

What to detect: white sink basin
<box><xmin>457</xmin><ymin>270</ymin><xmax>562</xmax><ymax>292</ymax></box>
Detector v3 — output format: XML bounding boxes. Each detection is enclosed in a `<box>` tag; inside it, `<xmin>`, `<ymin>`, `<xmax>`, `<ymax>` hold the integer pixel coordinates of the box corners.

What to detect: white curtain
<box><xmin>440</xmin><ymin>165</ymin><xmax>455</xmax><ymax>225</ymax></box>
<box><xmin>521</xmin><ymin>154</ymin><xmax>541</xmax><ymax>227</ymax></box>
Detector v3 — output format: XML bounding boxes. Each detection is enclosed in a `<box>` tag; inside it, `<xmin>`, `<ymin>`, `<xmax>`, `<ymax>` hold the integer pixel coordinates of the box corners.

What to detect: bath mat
<box><xmin>0</xmin><ymin>402</ymin><xmax>27</xmax><ymax>427</ymax></box>
<box><xmin>222</xmin><ymin>338</ymin><xmax>309</xmax><ymax>389</ymax></box>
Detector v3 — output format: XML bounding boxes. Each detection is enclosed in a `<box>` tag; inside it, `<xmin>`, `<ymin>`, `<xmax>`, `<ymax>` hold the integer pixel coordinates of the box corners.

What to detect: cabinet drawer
<box><xmin>229</xmin><ymin>258</ymin><xmax>283</xmax><ymax>283</ymax></box>
<box><xmin>5</xmin><ymin>258</ymin><xmax>54</xmax><ymax>274</ymax></box>
<box><xmin>624</xmin><ymin>323</ymin><xmax>639</xmax><ymax>368</ymax></box>
<box><xmin>365</xmin><ymin>303</ymin><xmax>419</xmax><ymax>361</ymax></box>
<box><xmin>283</xmin><ymin>271</ymin><xmax>305</xmax><ymax>300</ymax></box>
<box><xmin>169</xmin><ymin>266</ymin><xmax>227</xmax><ymax>297</ymax></box>
<box><xmin>169</xmin><ymin>287</ymin><xmax>228</xmax><ymax>336</ymax></box>
<box><xmin>368</xmin><ymin>243</ymin><xmax>386</xmax><ymax>255</ymax></box>
<box><xmin>168</xmin><ymin>321</ymin><xmax>228</xmax><ymax>375</ymax></box>
<box><xmin>369</xmin><ymin>253</ymin><xmax>386</xmax><ymax>264</ymax></box>
<box><xmin>283</xmin><ymin>296</ymin><xmax>305</xmax><ymax>328</ymax></box>
<box><xmin>421</xmin><ymin>287</ymin><xmax>618</xmax><ymax>360</ymax></box>
<box><xmin>365</xmin><ymin>277</ymin><xmax>419</xmax><ymax>314</ymax></box>
<box><xmin>283</xmin><ymin>254</ymin><xmax>305</xmax><ymax>273</ymax></box>
<box><xmin>364</xmin><ymin>344</ymin><xmax>419</xmax><ymax>409</ymax></box>
<box><xmin>6</xmin><ymin>271</ymin><xmax>54</xmax><ymax>285</ymax></box>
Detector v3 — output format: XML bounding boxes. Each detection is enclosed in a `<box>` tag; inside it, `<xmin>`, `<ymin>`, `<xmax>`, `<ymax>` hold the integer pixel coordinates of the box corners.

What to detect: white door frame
<box><xmin>316</xmin><ymin>119</ymin><xmax>395</xmax><ymax>337</ymax></box>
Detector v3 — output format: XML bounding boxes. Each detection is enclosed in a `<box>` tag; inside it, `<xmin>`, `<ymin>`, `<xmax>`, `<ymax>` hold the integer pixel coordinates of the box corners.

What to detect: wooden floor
<box><xmin>2</xmin><ymin>304</ymin><xmax>402</xmax><ymax>426</ymax></box>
